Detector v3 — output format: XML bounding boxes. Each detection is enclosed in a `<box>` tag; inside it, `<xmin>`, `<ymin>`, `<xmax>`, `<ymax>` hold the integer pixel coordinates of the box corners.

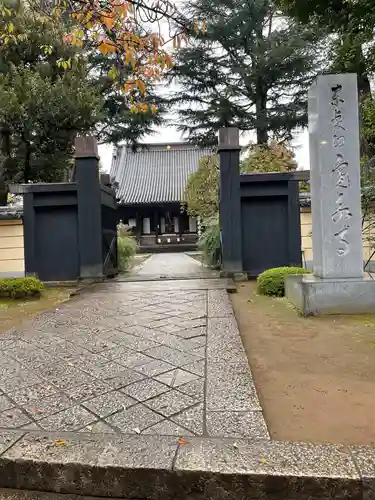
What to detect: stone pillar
<box><xmin>218</xmin><ymin>127</ymin><xmax>243</xmax><ymax>274</ymax></box>
<box><xmin>75</xmin><ymin>136</ymin><xmax>103</xmax><ymax>279</ymax></box>
<box><xmin>309</xmin><ymin>73</ymin><xmax>363</xmax><ymax>279</ymax></box>
<box><xmin>142</xmin><ymin>217</ymin><xmax>151</xmax><ymax>234</ymax></box>
<box><xmin>285</xmin><ymin>74</ymin><xmax>375</xmax><ymax>315</ymax></box>
<box><xmin>173</xmin><ymin>216</ymin><xmax>179</xmax><ymax>233</ymax></box>
<box><xmin>189</xmin><ymin>216</ymin><xmax>197</xmax><ymax>233</ymax></box>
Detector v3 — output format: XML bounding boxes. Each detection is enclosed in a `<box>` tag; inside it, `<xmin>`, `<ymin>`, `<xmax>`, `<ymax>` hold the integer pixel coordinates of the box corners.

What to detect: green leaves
<box><xmin>0</xmin><ymin>8</ymin><xmax>103</xmax><ymax>187</ymax></box>
<box><xmin>171</xmin><ymin>0</ymin><xmax>327</xmax><ymax>145</ymax></box>
<box><xmin>183</xmin><ymin>155</ymin><xmax>219</xmax><ymax>219</ymax></box>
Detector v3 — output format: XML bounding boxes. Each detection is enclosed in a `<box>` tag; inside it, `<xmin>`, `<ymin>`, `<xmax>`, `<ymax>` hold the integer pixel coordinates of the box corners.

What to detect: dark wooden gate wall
<box><xmin>218</xmin><ymin>128</ymin><xmax>308</xmax><ymax>278</ymax></box>
<box><xmin>240</xmin><ymin>174</ymin><xmax>302</xmax><ymax>277</ymax></box>
<box><xmin>19</xmin><ymin>137</ymin><xmax>118</xmax><ymax>282</ymax></box>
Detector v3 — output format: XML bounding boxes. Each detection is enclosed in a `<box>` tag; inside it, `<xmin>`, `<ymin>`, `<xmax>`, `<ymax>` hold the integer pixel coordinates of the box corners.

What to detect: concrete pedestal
<box><xmin>286</xmin><ymin>274</ymin><xmax>375</xmax><ymax>316</ymax></box>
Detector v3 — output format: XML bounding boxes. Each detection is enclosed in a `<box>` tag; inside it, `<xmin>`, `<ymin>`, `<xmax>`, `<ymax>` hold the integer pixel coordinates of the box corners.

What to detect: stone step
<box><xmin>0</xmin><ymin>431</ymin><xmax>367</xmax><ymax>500</ymax></box>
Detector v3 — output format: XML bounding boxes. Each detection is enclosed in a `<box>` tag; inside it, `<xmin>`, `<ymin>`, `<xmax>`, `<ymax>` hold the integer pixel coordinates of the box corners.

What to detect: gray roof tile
<box><xmin>110</xmin><ymin>143</ymin><xmax>213</xmax><ymax>204</ymax></box>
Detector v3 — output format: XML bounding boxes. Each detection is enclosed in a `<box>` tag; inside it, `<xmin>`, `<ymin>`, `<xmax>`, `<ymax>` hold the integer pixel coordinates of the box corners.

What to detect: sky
<box><xmin>98</xmin><ymin>126</ymin><xmax>310</xmax><ymax>173</ymax></box>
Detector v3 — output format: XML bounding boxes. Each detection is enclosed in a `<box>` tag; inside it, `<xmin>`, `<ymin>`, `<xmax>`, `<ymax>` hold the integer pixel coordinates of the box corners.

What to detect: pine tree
<box><xmin>89</xmin><ymin>51</ymin><xmax>166</xmax><ymax>147</ymax></box>
<box><xmin>170</xmin><ymin>0</ymin><xmax>328</xmax><ymax>146</ymax></box>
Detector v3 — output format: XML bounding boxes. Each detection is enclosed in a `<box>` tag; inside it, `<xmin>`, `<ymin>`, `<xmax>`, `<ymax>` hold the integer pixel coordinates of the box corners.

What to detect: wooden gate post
<box><xmin>218</xmin><ymin>128</ymin><xmax>244</xmax><ymax>276</ymax></box>
<box><xmin>74</xmin><ymin>136</ymin><xmax>103</xmax><ymax>279</ymax></box>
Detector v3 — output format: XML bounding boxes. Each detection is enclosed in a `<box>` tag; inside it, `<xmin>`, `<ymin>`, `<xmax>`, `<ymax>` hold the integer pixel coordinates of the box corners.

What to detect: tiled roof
<box><xmin>110</xmin><ymin>143</ymin><xmax>214</xmax><ymax>204</ymax></box>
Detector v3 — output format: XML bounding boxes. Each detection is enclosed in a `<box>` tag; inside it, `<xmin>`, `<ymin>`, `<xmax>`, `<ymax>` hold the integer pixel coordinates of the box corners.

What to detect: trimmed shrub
<box><xmin>118</xmin><ymin>228</ymin><xmax>138</xmax><ymax>272</ymax></box>
<box><xmin>0</xmin><ymin>277</ymin><xmax>44</xmax><ymax>299</ymax></box>
<box><xmin>257</xmin><ymin>266</ymin><xmax>310</xmax><ymax>297</ymax></box>
<box><xmin>198</xmin><ymin>214</ymin><xmax>221</xmax><ymax>267</ymax></box>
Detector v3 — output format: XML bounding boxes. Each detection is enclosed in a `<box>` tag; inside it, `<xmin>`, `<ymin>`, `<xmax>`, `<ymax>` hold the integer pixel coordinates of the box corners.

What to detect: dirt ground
<box><xmin>231</xmin><ymin>281</ymin><xmax>375</xmax><ymax>445</ymax></box>
<box><xmin>0</xmin><ymin>288</ymin><xmax>74</xmax><ymax>334</ymax></box>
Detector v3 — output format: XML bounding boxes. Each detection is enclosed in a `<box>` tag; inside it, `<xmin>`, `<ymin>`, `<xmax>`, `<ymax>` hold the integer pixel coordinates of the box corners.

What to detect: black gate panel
<box><xmin>35</xmin><ymin>206</ymin><xmax>79</xmax><ymax>281</ymax></box>
<box><xmin>241</xmin><ymin>196</ymin><xmax>289</xmax><ymax>277</ymax></box>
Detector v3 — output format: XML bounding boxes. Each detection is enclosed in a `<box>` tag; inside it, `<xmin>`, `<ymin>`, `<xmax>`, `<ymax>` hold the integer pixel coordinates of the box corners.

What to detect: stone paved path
<box><xmin>129</xmin><ymin>252</ymin><xmax>219</xmax><ymax>280</ymax></box>
<box><xmin>0</xmin><ymin>254</ymin><xmax>268</xmax><ymax>438</ymax></box>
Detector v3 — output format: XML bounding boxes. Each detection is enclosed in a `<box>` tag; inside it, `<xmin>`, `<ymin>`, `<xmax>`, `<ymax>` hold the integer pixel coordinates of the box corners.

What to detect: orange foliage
<box><xmin>56</xmin><ymin>0</ymin><xmax>182</xmax><ymax>111</ymax></box>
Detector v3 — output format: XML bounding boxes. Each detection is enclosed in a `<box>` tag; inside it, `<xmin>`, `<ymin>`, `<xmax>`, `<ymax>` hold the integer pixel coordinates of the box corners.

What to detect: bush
<box><xmin>0</xmin><ymin>277</ymin><xmax>44</xmax><ymax>299</ymax></box>
<box><xmin>257</xmin><ymin>266</ymin><xmax>310</xmax><ymax>297</ymax></box>
<box><xmin>117</xmin><ymin>227</ymin><xmax>138</xmax><ymax>272</ymax></box>
<box><xmin>198</xmin><ymin>214</ymin><xmax>221</xmax><ymax>267</ymax></box>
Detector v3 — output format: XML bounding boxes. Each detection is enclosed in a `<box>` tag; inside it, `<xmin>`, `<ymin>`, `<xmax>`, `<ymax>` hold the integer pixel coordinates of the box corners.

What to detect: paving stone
<box><xmin>0</xmin><ymin>362</ymin><xmax>31</xmax><ymax>381</ymax></box>
<box><xmin>19</xmin><ymin>422</ymin><xmax>42</xmax><ymax>430</ymax></box>
<box><xmin>171</xmin><ymin>403</ymin><xmax>204</xmax><ymax>435</ymax></box>
<box><xmin>100</xmin><ymin>345</ymin><xmax>134</xmax><ymax>362</ymax></box>
<box><xmin>175</xmin><ymin>438</ymin><xmax>360</xmax><ymax>492</ymax></box>
<box><xmin>110</xmin><ymin>333</ymin><xmax>159</xmax><ymax>351</ymax></box>
<box><xmin>171</xmin><ymin>326</ymin><xmax>206</xmax><ymax>339</ymax></box>
<box><xmin>206</xmin><ymin>363</ymin><xmax>261</xmax><ymax>411</ymax></box>
<box><xmin>206</xmin><ymin>410</ymin><xmax>269</xmax><ymax>438</ymax></box>
<box><xmin>0</xmin><ymin>395</ymin><xmax>15</xmax><ymax>412</ymax></box>
<box><xmin>81</xmin><ymin>391</ymin><xmax>136</xmax><ymax>417</ymax></box>
<box><xmin>144</xmin><ymin>345</ymin><xmax>200</xmax><ymax>368</ymax></box>
<box><xmin>23</xmin><ymin>393</ymin><xmax>74</xmax><ymax>421</ymax></box>
<box><xmin>0</xmin><ymin>431</ymin><xmax>25</xmax><ymax>454</ymax></box>
<box><xmin>122</xmin><ymin>378</ymin><xmax>170</xmax><ymax>402</ymax></box>
<box><xmin>119</xmin><ymin>352</ymin><xmax>155</xmax><ymax>369</ymax></box>
<box><xmin>104</xmin><ymin>369</ymin><xmax>145</xmax><ymax>390</ymax></box>
<box><xmin>183</xmin><ymin>359</ymin><xmax>205</xmax><ymax>377</ymax></box>
<box><xmin>1</xmin><ymin>432</ymin><xmax>178</xmax><ymax>497</ymax></box>
<box><xmin>77</xmin><ymin>337</ymin><xmax>118</xmax><ymax>354</ymax></box>
<box><xmin>208</xmin><ymin>289</ymin><xmax>234</xmax><ymax>318</ymax></box>
<box><xmin>0</xmin><ymin>408</ymin><xmax>33</xmax><ymax>428</ymax></box>
<box><xmin>144</xmin><ymin>390</ymin><xmax>197</xmax><ymax>418</ymax></box>
<box><xmin>350</xmin><ymin>445</ymin><xmax>375</xmax><ymax>500</ymax></box>
<box><xmin>142</xmin><ymin>419</ymin><xmax>194</xmax><ymax>436</ymax></box>
<box><xmin>177</xmin><ymin>378</ymin><xmax>205</xmax><ymax>399</ymax></box>
<box><xmin>80</xmin><ymin>360</ymin><xmax>128</xmax><ymax>379</ymax></box>
<box><xmin>155</xmin><ymin>369</ymin><xmax>200</xmax><ymax>388</ymax></box>
<box><xmin>46</xmin><ymin>369</ymin><xmax>97</xmax><ymax>391</ymax></box>
<box><xmin>134</xmin><ymin>359</ymin><xmax>175</xmax><ymax>377</ymax></box>
<box><xmin>38</xmin><ymin>405</ymin><xmax>97</xmax><ymax>431</ymax></box>
<box><xmin>79</xmin><ymin>420</ymin><xmax>116</xmax><ymax>433</ymax></box>
<box><xmin>8</xmin><ymin>383</ymin><xmax>58</xmax><ymax>407</ymax></box>
<box><xmin>63</xmin><ymin>379</ymin><xmax>111</xmax><ymax>402</ymax></box>
<box><xmin>1</xmin><ymin>373</ymin><xmax>42</xmax><ymax>392</ymax></box>
<box><xmin>105</xmin><ymin>403</ymin><xmax>163</xmax><ymax>432</ymax></box>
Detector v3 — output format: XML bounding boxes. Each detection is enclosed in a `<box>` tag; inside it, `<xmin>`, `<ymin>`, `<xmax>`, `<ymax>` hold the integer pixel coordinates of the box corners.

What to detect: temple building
<box><xmin>110</xmin><ymin>142</ymin><xmax>213</xmax><ymax>250</ymax></box>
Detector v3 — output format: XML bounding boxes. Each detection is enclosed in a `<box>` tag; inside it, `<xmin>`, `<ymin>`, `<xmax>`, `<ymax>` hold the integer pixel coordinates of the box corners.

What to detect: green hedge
<box><xmin>198</xmin><ymin>214</ymin><xmax>221</xmax><ymax>267</ymax></box>
<box><xmin>257</xmin><ymin>266</ymin><xmax>310</xmax><ymax>297</ymax></box>
<box><xmin>118</xmin><ymin>233</ymin><xmax>138</xmax><ymax>272</ymax></box>
<box><xmin>0</xmin><ymin>277</ymin><xmax>44</xmax><ymax>299</ymax></box>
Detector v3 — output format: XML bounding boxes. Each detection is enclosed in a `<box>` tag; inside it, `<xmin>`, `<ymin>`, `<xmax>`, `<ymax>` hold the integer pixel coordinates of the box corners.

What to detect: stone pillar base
<box><xmin>285</xmin><ymin>274</ymin><xmax>375</xmax><ymax>316</ymax></box>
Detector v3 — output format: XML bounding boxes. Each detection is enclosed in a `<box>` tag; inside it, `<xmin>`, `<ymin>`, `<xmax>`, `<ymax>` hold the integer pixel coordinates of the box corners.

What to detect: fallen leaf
<box><xmin>54</xmin><ymin>439</ymin><xmax>67</xmax><ymax>446</ymax></box>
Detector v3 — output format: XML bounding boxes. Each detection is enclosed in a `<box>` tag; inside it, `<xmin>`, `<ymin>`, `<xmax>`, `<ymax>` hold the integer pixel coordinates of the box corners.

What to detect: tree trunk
<box><xmin>255</xmin><ymin>86</ymin><xmax>268</xmax><ymax>145</ymax></box>
<box><xmin>23</xmin><ymin>141</ymin><xmax>31</xmax><ymax>183</ymax></box>
<box><xmin>0</xmin><ymin>123</ymin><xmax>11</xmax><ymax>206</ymax></box>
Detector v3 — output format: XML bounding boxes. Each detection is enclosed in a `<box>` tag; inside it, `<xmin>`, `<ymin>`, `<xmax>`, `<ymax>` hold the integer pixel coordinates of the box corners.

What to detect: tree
<box><xmin>183</xmin><ymin>142</ymin><xmax>296</xmax><ymax>219</ymax></box>
<box><xmin>241</xmin><ymin>141</ymin><xmax>297</xmax><ymax>173</ymax></box>
<box><xmin>183</xmin><ymin>155</ymin><xmax>219</xmax><ymax>219</ymax></box>
<box><xmin>9</xmin><ymin>0</ymin><xmax>192</xmax><ymax>108</ymax></box>
<box><xmin>170</xmin><ymin>0</ymin><xmax>327</xmax><ymax>146</ymax></box>
<box><xmin>276</xmin><ymin>0</ymin><xmax>375</xmax><ymax>97</ymax></box>
<box><xmin>89</xmin><ymin>51</ymin><xmax>166</xmax><ymax>146</ymax></box>
<box><xmin>275</xmin><ymin>0</ymin><xmax>375</xmax><ymax>33</ymax></box>
<box><xmin>0</xmin><ymin>8</ymin><xmax>102</xmax><ymax>204</ymax></box>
